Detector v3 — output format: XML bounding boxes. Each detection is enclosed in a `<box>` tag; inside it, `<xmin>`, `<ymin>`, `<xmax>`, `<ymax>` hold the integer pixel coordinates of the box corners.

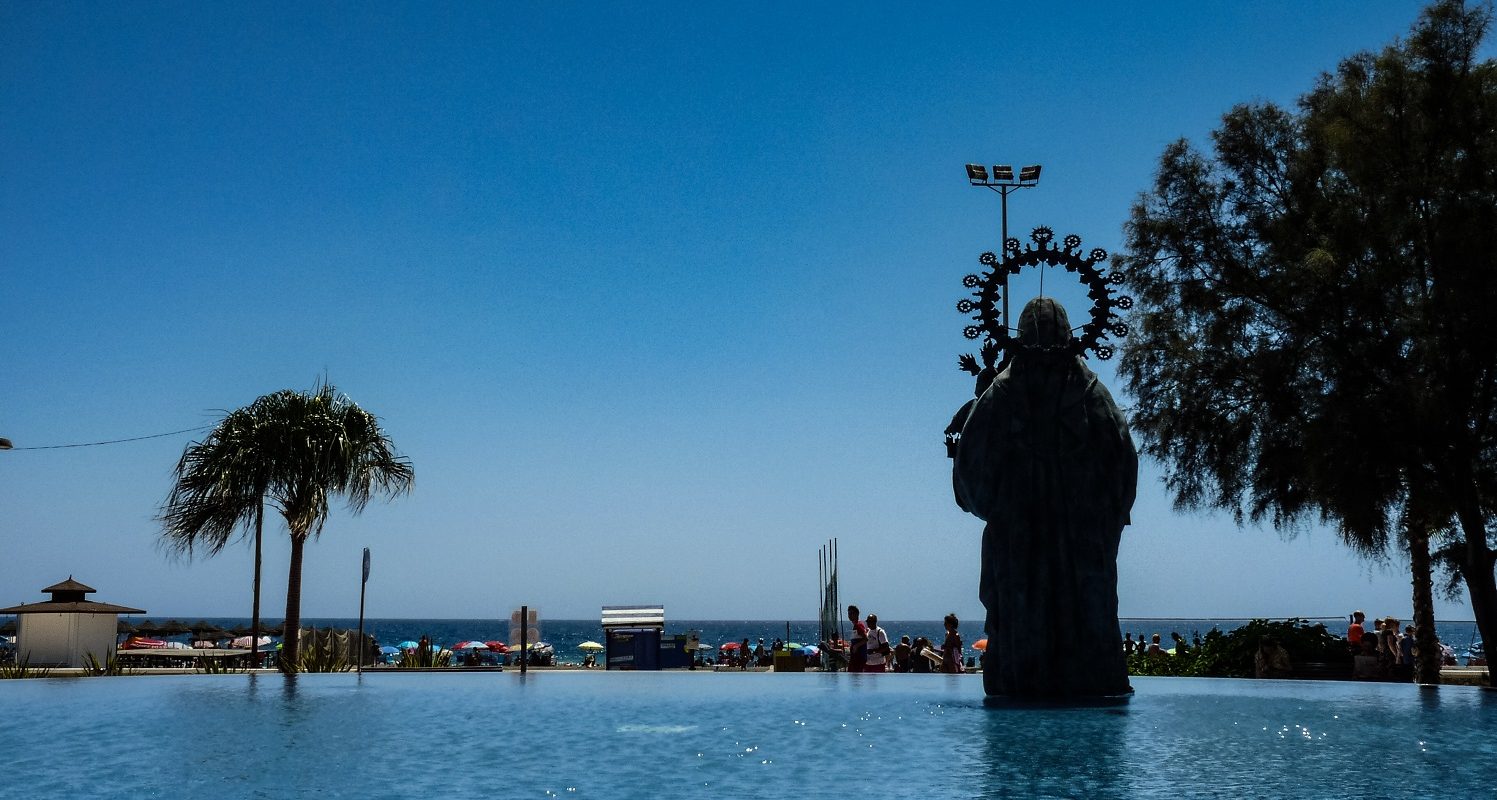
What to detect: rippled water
<box><xmin>3</xmin><ymin>674</ymin><xmax>1492</xmax><ymax>798</ymax></box>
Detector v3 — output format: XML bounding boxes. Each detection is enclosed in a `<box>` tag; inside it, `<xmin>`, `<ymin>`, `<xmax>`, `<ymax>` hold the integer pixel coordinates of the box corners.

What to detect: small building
<box><xmin>602</xmin><ymin>605</ymin><xmax>665</xmax><ymax>670</ymax></box>
<box><xmin>0</xmin><ymin>577</ymin><xmax>145</xmax><ymax>667</ymax></box>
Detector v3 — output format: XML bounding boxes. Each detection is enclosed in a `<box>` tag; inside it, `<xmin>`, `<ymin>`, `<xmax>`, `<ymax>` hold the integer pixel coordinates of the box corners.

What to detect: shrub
<box><xmin>1129</xmin><ymin>619</ymin><xmax>1347</xmax><ymax>678</ymax></box>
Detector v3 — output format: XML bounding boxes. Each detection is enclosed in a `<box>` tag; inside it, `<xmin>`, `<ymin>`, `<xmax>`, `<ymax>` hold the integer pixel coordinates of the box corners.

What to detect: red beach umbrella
<box><xmin>485</xmin><ymin>641</ymin><xmax>509</xmax><ymax>653</ymax></box>
<box><xmin>973</xmin><ymin>639</ymin><xmax>988</xmax><ymax>651</ymax></box>
<box><xmin>720</xmin><ymin>642</ymin><xmax>742</xmax><ymax>651</ymax></box>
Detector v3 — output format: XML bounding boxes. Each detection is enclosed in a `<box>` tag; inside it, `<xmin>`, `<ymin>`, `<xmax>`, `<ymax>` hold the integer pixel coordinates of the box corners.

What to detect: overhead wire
<box><xmin>5</xmin><ymin>426</ymin><xmax>212</xmax><ymax>451</ymax></box>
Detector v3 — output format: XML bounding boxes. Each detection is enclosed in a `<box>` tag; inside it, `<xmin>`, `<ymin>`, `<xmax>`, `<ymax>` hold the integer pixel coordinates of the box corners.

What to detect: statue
<box><xmin>952</xmin><ymin>297</ymin><xmax>1138</xmax><ymax>699</ymax></box>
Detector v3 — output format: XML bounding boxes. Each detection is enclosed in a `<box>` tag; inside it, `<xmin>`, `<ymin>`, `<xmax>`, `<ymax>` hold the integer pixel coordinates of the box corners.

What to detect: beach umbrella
<box><xmin>454</xmin><ymin>641</ymin><xmax>488</xmax><ymax>650</ymax></box>
<box><xmin>577</xmin><ymin>641</ymin><xmax>604</xmax><ymax>652</ymax></box>
<box><xmin>397</xmin><ymin>641</ymin><xmax>420</xmax><ymax>650</ymax></box>
<box><xmin>720</xmin><ymin>642</ymin><xmax>742</xmax><ymax>651</ymax></box>
<box><xmin>155</xmin><ymin>620</ymin><xmax>192</xmax><ymax>637</ymax></box>
<box><xmin>115</xmin><ymin>619</ymin><xmax>135</xmax><ymax>634</ymax></box>
<box><xmin>783</xmin><ymin>642</ymin><xmax>804</xmax><ymax>650</ymax></box>
<box><xmin>795</xmin><ymin>645</ymin><xmax>819</xmax><ymax>656</ymax></box>
<box><xmin>484</xmin><ymin>641</ymin><xmax>509</xmax><ymax>653</ymax></box>
<box><xmin>132</xmin><ymin>620</ymin><xmax>163</xmax><ymax>636</ymax></box>
<box><xmin>231</xmin><ymin>622</ymin><xmax>286</xmax><ymax>637</ymax></box>
<box><xmin>0</xmin><ymin>619</ymin><xmax>16</xmax><ymax>635</ymax></box>
<box><xmin>231</xmin><ymin>635</ymin><xmax>273</xmax><ymax>648</ymax></box>
<box><xmin>378</xmin><ymin>645</ymin><xmax>400</xmax><ymax>655</ymax></box>
<box><xmin>189</xmin><ymin>620</ymin><xmax>228</xmax><ymax>638</ymax></box>
<box><xmin>692</xmin><ymin>642</ymin><xmax>713</xmax><ymax>651</ymax></box>
<box><xmin>973</xmin><ymin>639</ymin><xmax>988</xmax><ymax>651</ymax></box>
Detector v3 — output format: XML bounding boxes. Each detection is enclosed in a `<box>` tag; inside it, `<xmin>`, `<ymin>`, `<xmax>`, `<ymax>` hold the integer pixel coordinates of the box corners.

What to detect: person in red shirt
<box><xmin>1347</xmin><ymin>610</ymin><xmax>1366</xmax><ymax>647</ymax></box>
<box><xmin>847</xmin><ymin>605</ymin><xmax>868</xmax><ymax>673</ymax></box>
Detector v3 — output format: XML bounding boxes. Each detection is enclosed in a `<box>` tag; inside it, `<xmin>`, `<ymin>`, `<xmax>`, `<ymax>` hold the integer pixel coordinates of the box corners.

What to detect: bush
<box><xmin>0</xmin><ymin>655</ymin><xmax>51</xmax><ymax>679</ymax></box>
<box><xmin>1129</xmin><ymin>619</ymin><xmax>1347</xmax><ymax>678</ymax></box>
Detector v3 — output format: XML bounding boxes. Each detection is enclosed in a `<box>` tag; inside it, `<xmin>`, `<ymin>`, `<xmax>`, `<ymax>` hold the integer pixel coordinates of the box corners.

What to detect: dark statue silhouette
<box><xmin>951</xmin><ymin>297</ymin><xmax>1137</xmax><ymax>699</ymax></box>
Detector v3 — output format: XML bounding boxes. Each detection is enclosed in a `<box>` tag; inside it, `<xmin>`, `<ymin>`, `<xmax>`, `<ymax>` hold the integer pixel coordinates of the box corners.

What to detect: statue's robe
<box><xmin>953</xmin><ymin>298</ymin><xmax>1138</xmax><ymax>698</ymax></box>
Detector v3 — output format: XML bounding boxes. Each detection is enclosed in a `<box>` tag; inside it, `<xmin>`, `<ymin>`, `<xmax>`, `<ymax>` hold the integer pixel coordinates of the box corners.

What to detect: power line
<box><xmin>6</xmin><ymin>426</ymin><xmax>212</xmax><ymax>451</ymax></box>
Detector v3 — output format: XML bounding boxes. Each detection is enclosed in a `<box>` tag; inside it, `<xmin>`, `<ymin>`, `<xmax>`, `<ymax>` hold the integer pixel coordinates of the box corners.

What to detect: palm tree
<box><xmin>257</xmin><ymin>384</ymin><xmax>413</xmax><ymax>672</ymax></box>
<box><xmin>161</xmin><ymin>405</ymin><xmax>275</xmax><ymax>664</ymax></box>
<box><xmin>162</xmin><ymin>382</ymin><xmax>413</xmax><ymax>673</ymax></box>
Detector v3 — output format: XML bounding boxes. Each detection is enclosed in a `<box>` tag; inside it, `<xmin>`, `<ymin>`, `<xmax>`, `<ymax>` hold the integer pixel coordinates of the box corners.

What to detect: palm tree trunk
<box><xmin>281</xmin><ymin>530</ymin><xmax>306</xmax><ymax>675</ymax></box>
<box><xmin>1407</xmin><ymin>524</ymin><xmax>1440</xmax><ymax>685</ymax></box>
<box><xmin>1454</xmin><ymin>496</ymin><xmax>1497</xmax><ymax>674</ymax></box>
<box><xmin>251</xmin><ymin>499</ymin><xmax>263</xmax><ymax>667</ymax></box>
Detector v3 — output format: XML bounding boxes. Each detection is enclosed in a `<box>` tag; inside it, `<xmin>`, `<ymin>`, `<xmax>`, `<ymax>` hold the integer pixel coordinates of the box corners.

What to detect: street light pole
<box><xmin>966</xmin><ymin>164</ymin><xmax>1042</xmax><ymax>334</ymax></box>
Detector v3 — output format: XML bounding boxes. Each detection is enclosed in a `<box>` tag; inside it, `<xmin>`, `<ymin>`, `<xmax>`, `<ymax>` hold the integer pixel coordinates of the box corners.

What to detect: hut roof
<box><xmin>0</xmin><ymin>576</ymin><xmax>145</xmax><ymax>615</ymax></box>
<box><xmin>41</xmin><ymin>577</ymin><xmax>96</xmax><ymax>594</ymax></box>
<box><xmin>0</xmin><ymin>600</ymin><xmax>147</xmax><ymax>615</ymax></box>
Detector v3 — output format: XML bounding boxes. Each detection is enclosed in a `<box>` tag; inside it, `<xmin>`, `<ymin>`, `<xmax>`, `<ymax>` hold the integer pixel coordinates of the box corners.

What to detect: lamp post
<box><xmin>965</xmin><ymin>164</ymin><xmax>1042</xmax><ymax>333</ymax></box>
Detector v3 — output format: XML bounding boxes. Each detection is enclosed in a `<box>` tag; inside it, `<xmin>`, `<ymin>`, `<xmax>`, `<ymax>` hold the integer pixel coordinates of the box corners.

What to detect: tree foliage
<box><xmin>161</xmin><ymin>382</ymin><xmax>413</xmax><ymax>673</ymax></box>
<box><xmin>1118</xmin><ymin>0</ymin><xmax>1497</xmax><ymax>656</ymax></box>
<box><xmin>1128</xmin><ymin>619</ymin><xmax>1346</xmax><ymax>678</ymax></box>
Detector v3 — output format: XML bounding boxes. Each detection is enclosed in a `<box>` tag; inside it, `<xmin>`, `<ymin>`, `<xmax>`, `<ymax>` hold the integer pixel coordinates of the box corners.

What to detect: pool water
<box><xmin>3</xmin><ymin>673</ymin><xmax>1492</xmax><ymax>798</ymax></box>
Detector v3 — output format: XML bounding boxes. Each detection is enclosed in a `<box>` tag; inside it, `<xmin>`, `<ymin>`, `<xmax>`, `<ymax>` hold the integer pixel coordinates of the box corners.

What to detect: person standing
<box><xmin>1348</xmin><ymin>610</ymin><xmax>1366</xmax><ymax>648</ymax></box>
<box><xmin>1399</xmin><ymin>625</ymin><xmax>1417</xmax><ymax>682</ymax></box>
<box><xmin>941</xmin><ymin>613</ymin><xmax>964</xmax><ymax>674</ymax></box>
<box><xmin>863</xmin><ymin>614</ymin><xmax>890</xmax><ymax>673</ymax></box>
<box><xmin>847</xmin><ymin>605</ymin><xmax>868</xmax><ymax>673</ymax></box>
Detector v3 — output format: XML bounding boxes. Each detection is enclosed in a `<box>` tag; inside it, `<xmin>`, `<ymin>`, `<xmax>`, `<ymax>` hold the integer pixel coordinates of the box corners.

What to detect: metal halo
<box><xmin>956</xmin><ymin>226</ymin><xmax>1133</xmax><ymax>360</ymax></box>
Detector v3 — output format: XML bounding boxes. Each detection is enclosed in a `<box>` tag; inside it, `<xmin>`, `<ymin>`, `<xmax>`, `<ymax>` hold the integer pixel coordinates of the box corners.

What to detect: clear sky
<box><xmin>1</xmin><ymin>2</ymin><xmax>1482</xmax><ymax>623</ymax></box>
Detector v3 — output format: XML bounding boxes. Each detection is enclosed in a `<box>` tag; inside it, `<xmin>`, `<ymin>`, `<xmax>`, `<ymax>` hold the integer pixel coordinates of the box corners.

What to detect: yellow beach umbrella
<box><xmin>577</xmin><ymin>641</ymin><xmax>605</xmax><ymax>652</ymax></box>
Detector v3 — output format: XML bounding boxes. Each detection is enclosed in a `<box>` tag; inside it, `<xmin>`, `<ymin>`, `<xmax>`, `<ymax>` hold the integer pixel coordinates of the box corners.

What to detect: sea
<box><xmin>100</xmin><ymin>615</ymin><xmax>1488</xmax><ymax>663</ymax></box>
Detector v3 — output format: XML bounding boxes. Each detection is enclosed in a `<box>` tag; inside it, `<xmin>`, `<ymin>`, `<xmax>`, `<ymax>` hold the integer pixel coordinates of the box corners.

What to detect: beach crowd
<box><xmin>822</xmin><ymin>606</ymin><xmax>970</xmax><ymax>673</ymax></box>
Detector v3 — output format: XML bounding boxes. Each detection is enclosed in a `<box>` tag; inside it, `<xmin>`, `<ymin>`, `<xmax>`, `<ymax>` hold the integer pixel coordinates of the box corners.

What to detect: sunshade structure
<box><xmin>231</xmin><ymin>635</ymin><xmax>274</xmax><ymax>648</ymax></box>
<box><xmin>229</xmin><ymin>623</ymin><xmax>285</xmax><ymax>637</ymax></box>
<box><xmin>139</xmin><ymin>619</ymin><xmax>191</xmax><ymax>637</ymax></box>
<box><xmin>577</xmin><ymin>641</ymin><xmax>604</xmax><ymax>652</ymax></box>
<box><xmin>453</xmin><ymin>641</ymin><xmax>488</xmax><ymax>650</ymax></box>
<box><xmin>484</xmin><ymin>641</ymin><xmax>509</xmax><ymax>653</ymax></box>
<box><xmin>189</xmin><ymin>620</ymin><xmax>230</xmax><ymax>640</ymax></box>
<box><xmin>973</xmin><ymin>639</ymin><xmax>988</xmax><ymax>651</ymax></box>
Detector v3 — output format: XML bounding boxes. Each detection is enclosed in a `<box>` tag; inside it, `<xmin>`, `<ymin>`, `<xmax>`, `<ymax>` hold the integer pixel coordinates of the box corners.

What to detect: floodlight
<box><xmin>1019</xmin><ymin>165</ymin><xmax>1042</xmax><ymax>182</ymax></box>
<box><xmin>966</xmin><ymin>164</ymin><xmax>989</xmax><ymax>183</ymax></box>
<box><xmin>992</xmin><ymin>165</ymin><xmax>1014</xmax><ymax>181</ymax></box>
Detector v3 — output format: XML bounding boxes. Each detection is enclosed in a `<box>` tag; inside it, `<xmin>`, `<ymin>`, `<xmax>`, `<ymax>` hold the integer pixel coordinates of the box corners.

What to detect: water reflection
<box><xmin>971</xmin><ymin>702</ymin><xmax>1128</xmax><ymax>799</ymax></box>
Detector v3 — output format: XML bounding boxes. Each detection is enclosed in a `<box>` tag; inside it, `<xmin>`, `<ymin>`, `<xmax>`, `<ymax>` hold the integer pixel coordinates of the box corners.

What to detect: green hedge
<box><xmin>1128</xmin><ymin>619</ymin><xmax>1348</xmax><ymax>678</ymax></box>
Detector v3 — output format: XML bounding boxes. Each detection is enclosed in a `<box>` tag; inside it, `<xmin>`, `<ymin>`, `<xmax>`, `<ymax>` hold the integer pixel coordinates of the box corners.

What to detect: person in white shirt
<box><xmin>863</xmin><ymin>614</ymin><xmax>890</xmax><ymax>673</ymax></box>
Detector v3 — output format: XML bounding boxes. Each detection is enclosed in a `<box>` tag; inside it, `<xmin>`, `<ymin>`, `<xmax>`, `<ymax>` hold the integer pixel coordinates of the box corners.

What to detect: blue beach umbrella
<box><xmin>379</xmin><ymin>646</ymin><xmax>400</xmax><ymax>655</ymax></box>
<box><xmin>397</xmin><ymin>641</ymin><xmax>419</xmax><ymax>649</ymax></box>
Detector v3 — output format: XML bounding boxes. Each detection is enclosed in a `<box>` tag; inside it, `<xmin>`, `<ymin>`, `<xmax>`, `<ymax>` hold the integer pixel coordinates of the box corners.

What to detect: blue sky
<box><xmin>1</xmin><ymin>2</ymin><xmax>1481</xmax><ymax>623</ymax></box>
